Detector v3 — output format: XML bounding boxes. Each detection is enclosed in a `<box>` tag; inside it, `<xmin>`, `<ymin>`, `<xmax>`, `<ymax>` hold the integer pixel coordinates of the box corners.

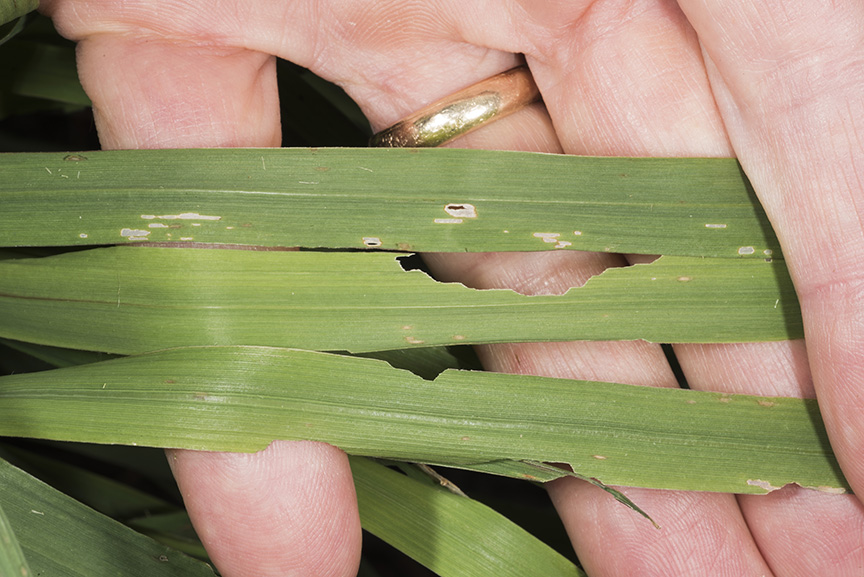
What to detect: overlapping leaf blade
<box><xmin>0</xmin><ymin>148</ymin><xmax>780</xmax><ymax>257</ymax></box>
<box><xmin>0</xmin><ymin>498</ymin><xmax>31</xmax><ymax>577</ymax></box>
<box><xmin>0</xmin><ymin>457</ymin><xmax>216</xmax><ymax>577</ymax></box>
<box><xmin>0</xmin><ymin>346</ymin><xmax>846</xmax><ymax>494</ymax></box>
<box><xmin>0</xmin><ymin>247</ymin><xmax>802</xmax><ymax>354</ymax></box>
<box><xmin>352</xmin><ymin>457</ymin><xmax>585</xmax><ymax>577</ymax></box>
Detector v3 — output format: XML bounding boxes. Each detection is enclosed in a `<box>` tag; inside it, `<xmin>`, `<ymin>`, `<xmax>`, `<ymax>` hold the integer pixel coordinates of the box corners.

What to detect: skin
<box><xmin>39</xmin><ymin>1</ymin><xmax>864</xmax><ymax>575</ymax></box>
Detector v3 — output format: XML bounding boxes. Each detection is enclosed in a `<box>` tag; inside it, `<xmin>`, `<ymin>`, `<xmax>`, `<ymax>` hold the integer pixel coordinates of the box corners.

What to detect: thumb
<box><xmin>679</xmin><ymin>0</ymin><xmax>864</xmax><ymax>494</ymax></box>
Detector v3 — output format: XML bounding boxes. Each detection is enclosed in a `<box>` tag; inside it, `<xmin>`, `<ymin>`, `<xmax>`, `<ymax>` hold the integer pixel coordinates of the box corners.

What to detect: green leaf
<box><xmin>0</xmin><ymin>11</ymin><xmax>26</xmax><ymax>46</ymax></box>
<box><xmin>0</xmin><ymin>39</ymin><xmax>89</xmax><ymax>106</ymax></box>
<box><xmin>0</xmin><ymin>346</ymin><xmax>847</xmax><ymax>494</ymax></box>
<box><xmin>0</xmin><ymin>443</ymin><xmax>174</xmax><ymax>521</ymax></box>
<box><xmin>0</xmin><ymin>148</ymin><xmax>780</xmax><ymax>257</ymax></box>
<box><xmin>0</xmin><ymin>247</ymin><xmax>802</xmax><ymax>354</ymax></box>
<box><xmin>0</xmin><ymin>456</ymin><xmax>216</xmax><ymax>577</ymax></box>
<box><xmin>352</xmin><ymin>457</ymin><xmax>584</xmax><ymax>577</ymax></box>
<box><xmin>0</xmin><ymin>0</ymin><xmax>37</xmax><ymax>28</ymax></box>
<box><xmin>127</xmin><ymin>512</ymin><xmax>209</xmax><ymax>561</ymax></box>
<box><xmin>0</xmin><ymin>498</ymin><xmax>31</xmax><ymax>577</ymax></box>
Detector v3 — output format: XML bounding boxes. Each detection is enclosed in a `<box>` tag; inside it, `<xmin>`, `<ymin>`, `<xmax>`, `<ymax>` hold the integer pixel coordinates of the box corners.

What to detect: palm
<box><xmin>42</xmin><ymin>0</ymin><xmax>864</xmax><ymax>575</ymax></box>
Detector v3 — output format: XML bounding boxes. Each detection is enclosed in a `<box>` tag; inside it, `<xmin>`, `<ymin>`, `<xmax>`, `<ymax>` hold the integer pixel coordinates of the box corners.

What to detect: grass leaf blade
<box><xmin>0</xmin><ymin>498</ymin><xmax>31</xmax><ymax>577</ymax></box>
<box><xmin>0</xmin><ymin>456</ymin><xmax>216</xmax><ymax>576</ymax></box>
<box><xmin>0</xmin><ymin>148</ymin><xmax>779</xmax><ymax>258</ymax></box>
<box><xmin>352</xmin><ymin>456</ymin><xmax>585</xmax><ymax>577</ymax></box>
<box><xmin>0</xmin><ymin>346</ymin><xmax>846</xmax><ymax>494</ymax></box>
<box><xmin>0</xmin><ymin>247</ymin><xmax>802</xmax><ymax>353</ymax></box>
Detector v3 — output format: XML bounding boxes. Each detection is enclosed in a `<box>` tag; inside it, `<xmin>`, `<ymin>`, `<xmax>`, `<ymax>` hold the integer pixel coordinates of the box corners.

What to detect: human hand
<box><xmin>40</xmin><ymin>0</ymin><xmax>864</xmax><ymax>575</ymax></box>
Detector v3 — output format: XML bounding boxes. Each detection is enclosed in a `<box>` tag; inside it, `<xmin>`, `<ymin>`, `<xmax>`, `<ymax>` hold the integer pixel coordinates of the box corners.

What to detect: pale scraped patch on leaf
<box><xmin>533</xmin><ymin>232</ymin><xmax>560</xmax><ymax>242</ymax></box>
<box><xmin>750</xmin><ymin>480</ymin><xmax>848</xmax><ymax>495</ymax></box>
<box><xmin>434</xmin><ymin>219</ymin><xmax>463</xmax><ymax>224</ymax></box>
<box><xmin>533</xmin><ymin>232</ymin><xmax>571</xmax><ymax>249</ymax></box>
<box><xmin>141</xmin><ymin>213</ymin><xmax>221</xmax><ymax>221</ymax></box>
<box><xmin>806</xmin><ymin>485</ymin><xmax>848</xmax><ymax>495</ymax></box>
<box><xmin>747</xmin><ymin>479</ymin><xmax>782</xmax><ymax>492</ymax></box>
<box><xmin>120</xmin><ymin>228</ymin><xmax>149</xmax><ymax>241</ymax></box>
<box><xmin>444</xmin><ymin>204</ymin><xmax>477</xmax><ymax>219</ymax></box>
<box><xmin>362</xmin><ymin>237</ymin><xmax>382</xmax><ymax>247</ymax></box>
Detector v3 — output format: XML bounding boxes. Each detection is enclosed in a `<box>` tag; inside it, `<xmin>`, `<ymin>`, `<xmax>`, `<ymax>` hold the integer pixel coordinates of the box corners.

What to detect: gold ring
<box><xmin>369</xmin><ymin>65</ymin><xmax>541</xmax><ymax>148</ymax></box>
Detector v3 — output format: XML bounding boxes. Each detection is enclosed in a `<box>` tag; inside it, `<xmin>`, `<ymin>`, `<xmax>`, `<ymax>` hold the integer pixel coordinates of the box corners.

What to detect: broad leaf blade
<box><xmin>0</xmin><ymin>247</ymin><xmax>802</xmax><ymax>353</ymax></box>
<box><xmin>0</xmin><ymin>148</ymin><xmax>780</xmax><ymax>257</ymax></box>
<box><xmin>0</xmin><ymin>346</ymin><xmax>846</xmax><ymax>494</ymax></box>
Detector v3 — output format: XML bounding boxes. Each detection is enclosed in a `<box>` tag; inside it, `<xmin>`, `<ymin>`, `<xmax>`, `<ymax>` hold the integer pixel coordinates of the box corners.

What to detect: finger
<box><xmin>73</xmin><ymin>35</ymin><xmax>281</xmax><ymax>149</ymax></box>
<box><xmin>421</xmin><ymin>1</ymin><xmax>771</xmax><ymax>574</ymax></box>
<box><xmin>167</xmin><ymin>442</ymin><xmax>361</xmax><ymax>577</ymax></box>
<box><xmin>516</xmin><ymin>0</ymin><xmax>786</xmax><ymax>573</ymax></box>
<box><xmin>41</xmin><ymin>0</ymin><xmax>518</xmax><ymax>130</ymax></box>
<box><xmin>676</xmin><ymin>0</ymin><xmax>864</xmax><ymax>497</ymax></box>
<box><xmin>38</xmin><ymin>7</ymin><xmax>361</xmax><ymax>574</ymax></box>
<box><xmin>522</xmin><ymin>0</ymin><xmax>730</xmax><ymax>157</ymax></box>
<box><xmin>526</xmin><ymin>0</ymin><xmax>864</xmax><ymax>570</ymax></box>
<box><xmin>675</xmin><ymin>341</ymin><xmax>864</xmax><ymax>574</ymax></box>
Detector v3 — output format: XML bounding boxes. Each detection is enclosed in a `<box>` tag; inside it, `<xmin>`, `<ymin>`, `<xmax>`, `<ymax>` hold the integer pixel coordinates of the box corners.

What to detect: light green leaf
<box><xmin>352</xmin><ymin>456</ymin><xmax>584</xmax><ymax>577</ymax></box>
<box><xmin>0</xmin><ymin>498</ymin><xmax>31</xmax><ymax>577</ymax></box>
<box><xmin>0</xmin><ymin>456</ymin><xmax>216</xmax><ymax>577</ymax></box>
<box><xmin>0</xmin><ymin>148</ymin><xmax>779</xmax><ymax>257</ymax></box>
<box><xmin>0</xmin><ymin>247</ymin><xmax>802</xmax><ymax>354</ymax></box>
<box><xmin>0</xmin><ymin>346</ymin><xmax>846</xmax><ymax>494</ymax></box>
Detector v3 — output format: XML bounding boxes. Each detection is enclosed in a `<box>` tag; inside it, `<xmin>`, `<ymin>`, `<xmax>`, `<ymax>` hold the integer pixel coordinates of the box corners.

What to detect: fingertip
<box><xmin>75</xmin><ymin>35</ymin><xmax>281</xmax><ymax>149</ymax></box>
<box><xmin>803</xmin><ymin>285</ymin><xmax>864</xmax><ymax>500</ymax></box>
<box><xmin>168</xmin><ymin>441</ymin><xmax>361</xmax><ymax>577</ymax></box>
<box><xmin>548</xmin><ymin>480</ymin><xmax>770</xmax><ymax>577</ymax></box>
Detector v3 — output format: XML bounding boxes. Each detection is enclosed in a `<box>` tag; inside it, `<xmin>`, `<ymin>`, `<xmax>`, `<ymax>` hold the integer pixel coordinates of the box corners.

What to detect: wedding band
<box><xmin>369</xmin><ymin>65</ymin><xmax>541</xmax><ymax>148</ymax></box>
